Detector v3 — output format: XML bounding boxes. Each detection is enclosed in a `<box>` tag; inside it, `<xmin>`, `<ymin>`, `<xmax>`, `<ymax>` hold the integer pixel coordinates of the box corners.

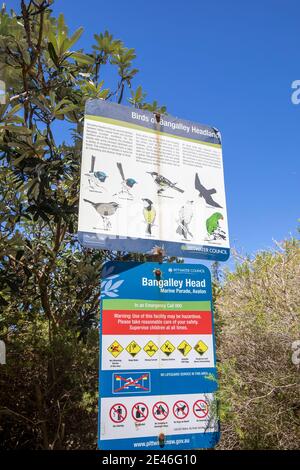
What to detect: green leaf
<box><xmin>70</xmin><ymin>52</ymin><xmax>95</xmax><ymax>65</ymax></box>
<box><xmin>48</xmin><ymin>42</ymin><xmax>59</xmax><ymax>66</ymax></box>
<box><xmin>68</xmin><ymin>27</ymin><xmax>84</xmax><ymax>49</ymax></box>
<box><xmin>2</xmin><ymin>125</ymin><xmax>32</xmax><ymax>134</ymax></box>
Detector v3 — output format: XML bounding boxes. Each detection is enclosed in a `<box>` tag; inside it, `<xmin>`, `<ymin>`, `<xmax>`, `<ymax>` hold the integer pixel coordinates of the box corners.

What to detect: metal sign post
<box><xmin>78</xmin><ymin>99</ymin><xmax>229</xmax><ymax>450</ymax></box>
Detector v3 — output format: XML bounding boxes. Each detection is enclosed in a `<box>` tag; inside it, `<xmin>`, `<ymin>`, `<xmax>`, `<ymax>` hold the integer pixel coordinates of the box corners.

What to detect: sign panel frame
<box><xmin>98</xmin><ymin>261</ymin><xmax>220</xmax><ymax>450</ymax></box>
<box><xmin>78</xmin><ymin>99</ymin><xmax>230</xmax><ymax>261</ymax></box>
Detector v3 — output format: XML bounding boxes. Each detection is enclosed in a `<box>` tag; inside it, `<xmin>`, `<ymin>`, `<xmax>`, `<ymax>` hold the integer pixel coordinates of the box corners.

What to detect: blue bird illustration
<box><xmin>94</xmin><ymin>171</ymin><xmax>107</xmax><ymax>183</ymax></box>
<box><xmin>85</xmin><ymin>155</ymin><xmax>108</xmax><ymax>192</ymax></box>
<box><xmin>114</xmin><ymin>162</ymin><xmax>137</xmax><ymax>197</ymax></box>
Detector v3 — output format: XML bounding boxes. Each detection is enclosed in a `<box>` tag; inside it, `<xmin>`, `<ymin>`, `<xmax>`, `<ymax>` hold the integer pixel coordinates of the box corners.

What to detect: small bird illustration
<box><xmin>142</xmin><ymin>198</ymin><xmax>156</xmax><ymax>235</ymax></box>
<box><xmin>195</xmin><ymin>173</ymin><xmax>222</xmax><ymax>208</ymax></box>
<box><xmin>83</xmin><ymin>199</ymin><xmax>119</xmax><ymax>230</ymax></box>
<box><xmin>176</xmin><ymin>200</ymin><xmax>194</xmax><ymax>239</ymax></box>
<box><xmin>114</xmin><ymin>162</ymin><xmax>137</xmax><ymax>197</ymax></box>
<box><xmin>206</xmin><ymin>212</ymin><xmax>226</xmax><ymax>240</ymax></box>
<box><xmin>85</xmin><ymin>155</ymin><xmax>108</xmax><ymax>192</ymax></box>
<box><xmin>147</xmin><ymin>172</ymin><xmax>184</xmax><ymax>195</ymax></box>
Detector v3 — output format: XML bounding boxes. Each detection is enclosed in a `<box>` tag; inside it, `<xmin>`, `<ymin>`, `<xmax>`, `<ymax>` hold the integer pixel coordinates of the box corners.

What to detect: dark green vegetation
<box><xmin>0</xmin><ymin>1</ymin><xmax>299</xmax><ymax>449</ymax></box>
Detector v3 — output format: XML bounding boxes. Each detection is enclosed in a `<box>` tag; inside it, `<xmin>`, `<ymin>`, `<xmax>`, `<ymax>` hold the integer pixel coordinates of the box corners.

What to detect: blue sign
<box><xmin>98</xmin><ymin>261</ymin><xmax>220</xmax><ymax>450</ymax></box>
<box><xmin>78</xmin><ymin>99</ymin><xmax>230</xmax><ymax>261</ymax></box>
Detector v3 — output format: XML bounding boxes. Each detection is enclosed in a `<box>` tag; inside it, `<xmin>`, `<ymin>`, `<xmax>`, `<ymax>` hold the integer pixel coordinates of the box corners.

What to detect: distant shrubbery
<box><xmin>215</xmin><ymin>238</ymin><xmax>300</xmax><ymax>449</ymax></box>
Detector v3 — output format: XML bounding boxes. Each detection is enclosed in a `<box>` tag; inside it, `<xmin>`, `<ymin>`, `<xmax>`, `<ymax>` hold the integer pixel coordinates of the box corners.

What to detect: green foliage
<box><xmin>215</xmin><ymin>239</ymin><xmax>300</xmax><ymax>449</ymax></box>
<box><xmin>0</xmin><ymin>0</ymin><xmax>166</xmax><ymax>449</ymax></box>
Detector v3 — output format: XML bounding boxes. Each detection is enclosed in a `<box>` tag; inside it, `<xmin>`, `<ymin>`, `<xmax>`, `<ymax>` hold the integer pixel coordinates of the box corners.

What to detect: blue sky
<box><xmin>9</xmin><ymin>0</ymin><xmax>300</xmax><ymax>258</ymax></box>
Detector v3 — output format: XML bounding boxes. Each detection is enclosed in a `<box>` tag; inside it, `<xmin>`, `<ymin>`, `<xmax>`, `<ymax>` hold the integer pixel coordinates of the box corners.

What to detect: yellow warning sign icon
<box><xmin>126</xmin><ymin>340</ymin><xmax>141</xmax><ymax>357</ymax></box>
<box><xmin>144</xmin><ymin>340</ymin><xmax>158</xmax><ymax>357</ymax></box>
<box><xmin>108</xmin><ymin>340</ymin><xmax>123</xmax><ymax>358</ymax></box>
<box><xmin>161</xmin><ymin>340</ymin><xmax>175</xmax><ymax>356</ymax></box>
<box><xmin>194</xmin><ymin>340</ymin><xmax>208</xmax><ymax>355</ymax></box>
<box><xmin>177</xmin><ymin>340</ymin><xmax>192</xmax><ymax>357</ymax></box>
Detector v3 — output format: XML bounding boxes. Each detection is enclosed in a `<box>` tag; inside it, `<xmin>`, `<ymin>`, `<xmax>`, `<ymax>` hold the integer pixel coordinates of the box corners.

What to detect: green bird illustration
<box><xmin>206</xmin><ymin>212</ymin><xmax>226</xmax><ymax>239</ymax></box>
<box><xmin>142</xmin><ymin>198</ymin><xmax>156</xmax><ymax>235</ymax></box>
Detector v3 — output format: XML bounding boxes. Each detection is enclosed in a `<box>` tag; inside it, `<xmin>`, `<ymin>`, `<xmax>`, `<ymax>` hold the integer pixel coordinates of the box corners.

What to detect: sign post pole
<box><xmin>78</xmin><ymin>99</ymin><xmax>230</xmax><ymax>450</ymax></box>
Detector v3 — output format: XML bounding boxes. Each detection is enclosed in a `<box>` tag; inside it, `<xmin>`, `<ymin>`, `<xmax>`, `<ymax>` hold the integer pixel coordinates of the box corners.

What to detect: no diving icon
<box><xmin>109</xmin><ymin>403</ymin><xmax>127</xmax><ymax>423</ymax></box>
<box><xmin>193</xmin><ymin>400</ymin><xmax>209</xmax><ymax>419</ymax></box>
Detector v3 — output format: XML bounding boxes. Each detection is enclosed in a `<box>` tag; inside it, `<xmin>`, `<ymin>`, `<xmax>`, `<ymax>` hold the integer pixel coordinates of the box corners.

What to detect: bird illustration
<box><xmin>195</xmin><ymin>173</ymin><xmax>222</xmax><ymax>208</ymax></box>
<box><xmin>83</xmin><ymin>199</ymin><xmax>119</xmax><ymax>230</ymax></box>
<box><xmin>85</xmin><ymin>155</ymin><xmax>108</xmax><ymax>192</ymax></box>
<box><xmin>147</xmin><ymin>172</ymin><xmax>184</xmax><ymax>195</ymax></box>
<box><xmin>176</xmin><ymin>201</ymin><xmax>194</xmax><ymax>239</ymax></box>
<box><xmin>142</xmin><ymin>198</ymin><xmax>156</xmax><ymax>235</ymax></box>
<box><xmin>206</xmin><ymin>212</ymin><xmax>226</xmax><ymax>240</ymax></box>
<box><xmin>114</xmin><ymin>162</ymin><xmax>137</xmax><ymax>197</ymax></box>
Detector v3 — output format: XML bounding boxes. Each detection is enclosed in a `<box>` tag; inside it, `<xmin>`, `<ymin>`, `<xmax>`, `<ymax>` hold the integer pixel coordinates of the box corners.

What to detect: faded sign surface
<box><xmin>78</xmin><ymin>100</ymin><xmax>229</xmax><ymax>261</ymax></box>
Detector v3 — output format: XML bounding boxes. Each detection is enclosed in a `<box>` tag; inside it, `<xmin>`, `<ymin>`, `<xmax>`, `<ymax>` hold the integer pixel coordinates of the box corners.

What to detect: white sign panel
<box><xmin>78</xmin><ymin>100</ymin><xmax>229</xmax><ymax>261</ymax></box>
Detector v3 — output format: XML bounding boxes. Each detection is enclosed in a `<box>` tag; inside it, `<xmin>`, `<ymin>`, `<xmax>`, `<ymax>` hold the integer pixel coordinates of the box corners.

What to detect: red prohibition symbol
<box><xmin>109</xmin><ymin>403</ymin><xmax>127</xmax><ymax>423</ymax></box>
<box><xmin>152</xmin><ymin>401</ymin><xmax>169</xmax><ymax>421</ymax></box>
<box><xmin>173</xmin><ymin>400</ymin><xmax>189</xmax><ymax>419</ymax></box>
<box><xmin>193</xmin><ymin>400</ymin><xmax>209</xmax><ymax>419</ymax></box>
<box><xmin>131</xmin><ymin>402</ymin><xmax>149</xmax><ymax>422</ymax></box>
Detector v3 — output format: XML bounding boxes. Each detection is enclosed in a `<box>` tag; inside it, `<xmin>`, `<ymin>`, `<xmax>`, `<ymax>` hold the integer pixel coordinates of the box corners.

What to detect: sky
<box><xmin>8</xmin><ymin>0</ymin><xmax>300</xmax><ymax>259</ymax></box>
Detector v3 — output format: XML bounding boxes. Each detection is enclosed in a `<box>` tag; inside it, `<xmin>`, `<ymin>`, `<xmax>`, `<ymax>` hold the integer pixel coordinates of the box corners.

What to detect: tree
<box><xmin>0</xmin><ymin>0</ymin><xmax>165</xmax><ymax>449</ymax></box>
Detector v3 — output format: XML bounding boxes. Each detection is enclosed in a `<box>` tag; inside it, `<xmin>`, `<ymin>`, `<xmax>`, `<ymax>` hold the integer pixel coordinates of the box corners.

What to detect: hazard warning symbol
<box><xmin>126</xmin><ymin>340</ymin><xmax>141</xmax><ymax>357</ymax></box>
<box><xmin>107</xmin><ymin>340</ymin><xmax>123</xmax><ymax>358</ymax></box>
<box><xmin>193</xmin><ymin>399</ymin><xmax>209</xmax><ymax>419</ymax></box>
<box><xmin>173</xmin><ymin>400</ymin><xmax>189</xmax><ymax>419</ymax></box>
<box><xmin>131</xmin><ymin>402</ymin><xmax>149</xmax><ymax>422</ymax></box>
<box><xmin>152</xmin><ymin>401</ymin><xmax>169</xmax><ymax>421</ymax></box>
<box><xmin>109</xmin><ymin>403</ymin><xmax>127</xmax><ymax>423</ymax></box>
<box><xmin>177</xmin><ymin>340</ymin><xmax>192</xmax><ymax>357</ymax></box>
<box><xmin>161</xmin><ymin>340</ymin><xmax>175</xmax><ymax>356</ymax></box>
<box><xmin>144</xmin><ymin>340</ymin><xmax>158</xmax><ymax>357</ymax></box>
<box><xmin>194</xmin><ymin>340</ymin><xmax>208</xmax><ymax>355</ymax></box>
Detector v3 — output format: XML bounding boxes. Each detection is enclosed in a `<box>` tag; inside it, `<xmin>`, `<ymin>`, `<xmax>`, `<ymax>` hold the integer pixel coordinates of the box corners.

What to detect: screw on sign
<box><xmin>193</xmin><ymin>400</ymin><xmax>209</xmax><ymax>419</ymax></box>
<box><xmin>131</xmin><ymin>402</ymin><xmax>149</xmax><ymax>422</ymax></box>
<box><xmin>109</xmin><ymin>403</ymin><xmax>127</xmax><ymax>423</ymax></box>
<box><xmin>152</xmin><ymin>401</ymin><xmax>169</xmax><ymax>421</ymax></box>
<box><xmin>173</xmin><ymin>400</ymin><xmax>189</xmax><ymax>419</ymax></box>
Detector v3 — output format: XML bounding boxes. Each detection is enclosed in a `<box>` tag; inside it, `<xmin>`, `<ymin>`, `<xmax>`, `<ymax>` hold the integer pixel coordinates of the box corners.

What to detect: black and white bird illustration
<box><xmin>195</xmin><ymin>173</ymin><xmax>222</xmax><ymax>208</ymax></box>
<box><xmin>176</xmin><ymin>200</ymin><xmax>194</xmax><ymax>239</ymax></box>
<box><xmin>113</xmin><ymin>162</ymin><xmax>137</xmax><ymax>198</ymax></box>
<box><xmin>83</xmin><ymin>199</ymin><xmax>120</xmax><ymax>230</ymax></box>
<box><xmin>85</xmin><ymin>155</ymin><xmax>108</xmax><ymax>192</ymax></box>
<box><xmin>147</xmin><ymin>172</ymin><xmax>184</xmax><ymax>195</ymax></box>
<box><xmin>142</xmin><ymin>198</ymin><xmax>156</xmax><ymax>235</ymax></box>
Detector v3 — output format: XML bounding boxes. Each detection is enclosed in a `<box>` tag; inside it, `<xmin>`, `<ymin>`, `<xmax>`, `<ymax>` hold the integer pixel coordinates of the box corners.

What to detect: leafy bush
<box><xmin>216</xmin><ymin>239</ymin><xmax>300</xmax><ymax>449</ymax></box>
